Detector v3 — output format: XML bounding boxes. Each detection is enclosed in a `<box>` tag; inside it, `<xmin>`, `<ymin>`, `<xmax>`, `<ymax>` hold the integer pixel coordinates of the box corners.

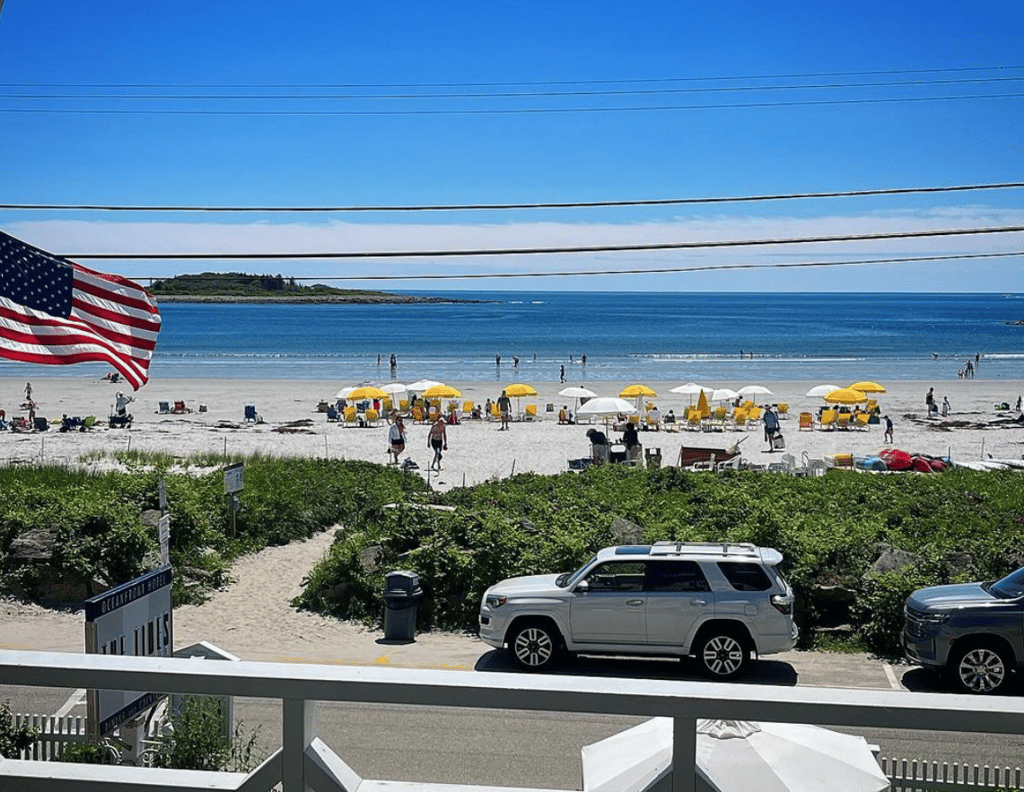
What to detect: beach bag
<box><xmin>772</xmin><ymin>433</ymin><xmax>785</xmax><ymax>450</ymax></box>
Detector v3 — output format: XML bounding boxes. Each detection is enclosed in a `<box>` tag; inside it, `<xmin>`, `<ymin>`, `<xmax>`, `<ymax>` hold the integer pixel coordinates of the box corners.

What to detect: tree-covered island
<box><xmin>146</xmin><ymin>272</ymin><xmax>485</xmax><ymax>304</ymax></box>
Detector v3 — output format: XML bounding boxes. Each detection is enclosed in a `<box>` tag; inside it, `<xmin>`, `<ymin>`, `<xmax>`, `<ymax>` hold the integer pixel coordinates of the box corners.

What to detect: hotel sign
<box><xmin>85</xmin><ymin>566</ymin><xmax>173</xmax><ymax>738</ymax></box>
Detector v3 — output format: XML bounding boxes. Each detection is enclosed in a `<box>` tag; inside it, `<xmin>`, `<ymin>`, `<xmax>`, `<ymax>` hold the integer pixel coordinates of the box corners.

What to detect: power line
<box><xmin>3</xmin><ymin>91</ymin><xmax>1023</xmax><ymax>116</ymax></box>
<box><xmin>5</xmin><ymin>182</ymin><xmax>1021</xmax><ymax>213</ymax></box>
<box><xmin>1</xmin><ymin>64</ymin><xmax>1019</xmax><ymax>89</ymax></box>
<box><xmin>61</xmin><ymin>225</ymin><xmax>1024</xmax><ymax>260</ymax></box>
<box><xmin>3</xmin><ymin>76</ymin><xmax>1023</xmax><ymax>101</ymax></box>
<box><xmin>165</xmin><ymin>251</ymin><xmax>1018</xmax><ymax>281</ymax></box>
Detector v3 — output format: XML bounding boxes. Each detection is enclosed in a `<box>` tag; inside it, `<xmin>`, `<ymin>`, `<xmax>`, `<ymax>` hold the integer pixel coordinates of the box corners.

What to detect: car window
<box><xmin>645</xmin><ymin>560</ymin><xmax>711</xmax><ymax>592</ymax></box>
<box><xmin>717</xmin><ymin>562</ymin><xmax>772</xmax><ymax>592</ymax></box>
<box><xmin>990</xmin><ymin>567</ymin><xmax>1024</xmax><ymax>598</ymax></box>
<box><xmin>583</xmin><ymin>561</ymin><xmax>646</xmax><ymax>592</ymax></box>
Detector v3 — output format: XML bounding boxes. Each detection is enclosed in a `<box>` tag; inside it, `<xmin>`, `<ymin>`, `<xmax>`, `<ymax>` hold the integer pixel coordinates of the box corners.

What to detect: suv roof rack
<box><xmin>649</xmin><ymin>541</ymin><xmax>759</xmax><ymax>557</ymax></box>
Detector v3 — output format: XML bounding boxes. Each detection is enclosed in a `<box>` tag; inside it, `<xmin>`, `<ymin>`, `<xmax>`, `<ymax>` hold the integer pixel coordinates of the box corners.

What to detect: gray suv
<box><xmin>904</xmin><ymin>566</ymin><xmax>1024</xmax><ymax>694</ymax></box>
<box><xmin>478</xmin><ymin>542</ymin><xmax>797</xmax><ymax>678</ymax></box>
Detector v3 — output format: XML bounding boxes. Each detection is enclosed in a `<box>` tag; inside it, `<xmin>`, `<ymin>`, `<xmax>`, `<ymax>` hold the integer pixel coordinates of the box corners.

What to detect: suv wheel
<box><xmin>509</xmin><ymin>622</ymin><xmax>560</xmax><ymax>671</ymax></box>
<box><xmin>696</xmin><ymin>630</ymin><xmax>748</xmax><ymax>679</ymax></box>
<box><xmin>950</xmin><ymin>642</ymin><xmax>1010</xmax><ymax>694</ymax></box>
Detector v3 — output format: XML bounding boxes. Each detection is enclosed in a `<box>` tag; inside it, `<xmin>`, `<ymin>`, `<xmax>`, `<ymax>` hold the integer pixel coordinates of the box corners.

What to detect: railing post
<box><xmin>282</xmin><ymin>697</ymin><xmax>317</xmax><ymax>792</ymax></box>
<box><xmin>672</xmin><ymin>715</ymin><xmax>696</xmax><ymax>792</ymax></box>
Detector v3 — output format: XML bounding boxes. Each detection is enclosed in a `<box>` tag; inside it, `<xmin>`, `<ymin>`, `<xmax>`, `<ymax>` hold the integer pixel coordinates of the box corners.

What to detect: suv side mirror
<box><xmin>574</xmin><ymin>579</ymin><xmax>590</xmax><ymax>593</ymax></box>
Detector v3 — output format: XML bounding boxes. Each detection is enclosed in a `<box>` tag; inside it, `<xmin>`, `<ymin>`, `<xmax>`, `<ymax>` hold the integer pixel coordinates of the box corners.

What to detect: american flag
<box><xmin>0</xmin><ymin>230</ymin><xmax>162</xmax><ymax>390</ymax></box>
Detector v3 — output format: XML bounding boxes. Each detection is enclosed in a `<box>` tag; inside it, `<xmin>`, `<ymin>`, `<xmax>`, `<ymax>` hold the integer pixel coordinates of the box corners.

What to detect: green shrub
<box><xmin>152</xmin><ymin>696</ymin><xmax>261</xmax><ymax>772</ymax></box>
<box><xmin>0</xmin><ymin>699</ymin><xmax>38</xmax><ymax>758</ymax></box>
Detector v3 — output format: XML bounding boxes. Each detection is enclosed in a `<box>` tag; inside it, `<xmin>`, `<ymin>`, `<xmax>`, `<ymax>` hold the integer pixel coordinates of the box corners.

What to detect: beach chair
<box><xmin>382</xmin><ymin>397</ymin><xmax>393</xmax><ymax>413</ymax></box>
<box><xmin>853</xmin><ymin>412</ymin><xmax>871</xmax><ymax>431</ymax></box>
<box><xmin>412</xmin><ymin>406</ymin><xmax>425</xmax><ymax>424</ymax></box>
<box><xmin>524</xmin><ymin>404</ymin><xmax>538</xmax><ymax>421</ymax></box>
<box><xmin>462</xmin><ymin>401</ymin><xmax>474</xmax><ymax>418</ymax></box>
<box><xmin>344</xmin><ymin>406</ymin><xmax>358</xmax><ymax>426</ymax></box>
<box><xmin>489</xmin><ymin>403</ymin><xmax>501</xmax><ymax>421</ymax></box>
<box><xmin>34</xmin><ymin>417</ymin><xmax>49</xmax><ymax>432</ymax></box>
<box><xmin>172</xmin><ymin>400</ymin><xmax>191</xmax><ymax>414</ymax></box>
<box><xmin>685</xmin><ymin>410</ymin><xmax>702</xmax><ymax>431</ymax></box>
<box><xmin>818</xmin><ymin>410</ymin><xmax>837</xmax><ymax>431</ymax></box>
<box><xmin>777</xmin><ymin>403</ymin><xmax>789</xmax><ymax>419</ymax></box>
<box><xmin>799</xmin><ymin>412</ymin><xmax>815</xmax><ymax>431</ymax></box>
<box><xmin>746</xmin><ymin>406</ymin><xmax>762</xmax><ymax>426</ymax></box>
<box><xmin>157</xmin><ymin>401</ymin><xmax>170</xmax><ymax>414</ymax></box>
<box><xmin>731</xmin><ymin>408</ymin><xmax>748</xmax><ymax>430</ymax></box>
<box><xmin>645</xmin><ymin>414</ymin><xmax>660</xmax><ymax>431</ymax></box>
<box><xmin>399</xmin><ymin>399</ymin><xmax>409</xmax><ymax>414</ymax></box>
<box><xmin>837</xmin><ymin>412</ymin><xmax>852</xmax><ymax>431</ymax></box>
<box><xmin>326</xmin><ymin>406</ymin><xmax>339</xmax><ymax>422</ymax></box>
<box><xmin>364</xmin><ymin>408</ymin><xmax>380</xmax><ymax>427</ymax></box>
<box><xmin>244</xmin><ymin>405</ymin><xmax>258</xmax><ymax>423</ymax></box>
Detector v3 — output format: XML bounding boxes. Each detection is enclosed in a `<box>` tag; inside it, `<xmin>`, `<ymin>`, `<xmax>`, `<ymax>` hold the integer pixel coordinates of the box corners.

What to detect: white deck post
<box><xmin>672</xmin><ymin>715</ymin><xmax>696</xmax><ymax>792</ymax></box>
<box><xmin>282</xmin><ymin>698</ymin><xmax>317</xmax><ymax>792</ymax></box>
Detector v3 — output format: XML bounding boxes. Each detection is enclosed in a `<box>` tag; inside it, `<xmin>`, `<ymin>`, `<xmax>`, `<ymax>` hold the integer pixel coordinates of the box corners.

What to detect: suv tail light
<box><xmin>770</xmin><ymin>594</ymin><xmax>793</xmax><ymax>615</ymax></box>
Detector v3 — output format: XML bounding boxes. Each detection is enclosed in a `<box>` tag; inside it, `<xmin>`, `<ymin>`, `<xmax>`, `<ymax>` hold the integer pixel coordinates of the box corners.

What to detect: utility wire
<box><xmin>1</xmin><ymin>64</ymin><xmax>1019</xmax><ymax>89</ymax></box>
<box><xmin>5</xmin><ymin>182</ymin><xmax>1021</xmax><ymax>213</ymax></box>
<box><xmin>3</xmin><ymin>76</ymin><xmax>1023</xmax><ymax>101</ymax></box>
<box><xmin>156</xmin><ymin>251</ymin><xmax>1019</xmax><ymax>281</ymax></box>
<box><xmin>4</xmin><ymin>91</ymin><xmax>1023</xmax><ymax>116</ymax></box>
<box><xmin>61</xmin><ymin>225</ymin><xmax>1024</xmax><ymax>260</ymax></box>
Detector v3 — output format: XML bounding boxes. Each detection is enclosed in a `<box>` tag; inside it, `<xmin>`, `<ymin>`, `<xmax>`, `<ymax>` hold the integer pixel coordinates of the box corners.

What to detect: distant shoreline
<box><xmin>154</xmin><ymin>294</ymin><xmax>490</xmax><ymax>304</ymax></box>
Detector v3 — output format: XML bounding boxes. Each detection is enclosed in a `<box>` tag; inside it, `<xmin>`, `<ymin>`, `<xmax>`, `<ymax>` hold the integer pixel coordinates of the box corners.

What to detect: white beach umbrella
<box><xmin>335</xmin><ymin>386</ymin><xmax>357</xmax><ymax>399</ymax></box>
<box><xmin>582</xmin><ymin>718</ymin><xmax>889</xmax><ymax>792</ymax></box>
<box><xmin>670</xmin><ymin>381</ymin><xmax>709</xmax><ymax>395</ymax></box>
<box><xmin>670</xmin><ymin>381</ymin><xmax>710</xmax><ymax>406</ymax></box>
<box><xmin>558</xmin><ymin>386</ymin><xmax>597</xmax><ymax>399</ymax></box>
<box><xmin>381</xmin><ymin>382</ymin><xmax>408</xmax><ymax>395</ymax></box>
<box><xmin>406</xmin><ymin>378</ymin><xmax>443</xmax><ymax>392</ymax></box>
<box><xmin>559</xmin><ymin>386</ymin><xmax>598</xmax><ymax>415</ymax></box>
<box><xmin>576</xmin><ymin>396</ymin><xmax>638</xmax><ymax>417</ymax></box>
<box><xmin>806</xmin><ymin>384</ymin><xmax>840</xmax><ymax>398</ymax></box>
<box><xmin>711</xmin><ymin>388</ymin><xmax>740</xmax><ymax>402</ymax></box>
<box><xmin>738</xmin><ymin>384</ymin><xmax>773</xmax><ymax>397</ymax></box>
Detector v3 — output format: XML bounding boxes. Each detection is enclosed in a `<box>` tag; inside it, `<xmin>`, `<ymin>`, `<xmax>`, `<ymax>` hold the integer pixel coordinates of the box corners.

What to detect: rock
<box><xmin>868</xmin><ymin>545</ymin><xmax>921</xmax><ymax>577</ymax></box>
<box><xmin>8</xmin><ymin>527</ymin><xmax>59</xmax><ymax>561</ymax></box>
<box><xmin>611</xmin><ymin>516</ymin><xmax>644</xmax><ymax>545</ymax></box>
<box><xmin>360</xmin><ymin>545</ymin><xmax>383</xmax><ymax>573</ymax></box>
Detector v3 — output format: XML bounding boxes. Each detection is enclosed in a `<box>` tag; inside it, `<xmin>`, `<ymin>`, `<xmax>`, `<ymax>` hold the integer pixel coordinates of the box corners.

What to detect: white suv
<box><xmin>479</xmin><ymin>542</ymin><xmax>797</xmax><ymax>678</ymax></box>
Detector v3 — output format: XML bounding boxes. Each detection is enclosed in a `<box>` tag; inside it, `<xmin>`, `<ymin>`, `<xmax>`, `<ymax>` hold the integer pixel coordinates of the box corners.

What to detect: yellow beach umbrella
<box><xmin>422</xmin><ymin>384</ymin><xmax>462</xmax><ymax>399</ymax></box>
<box><xmin>504</xmin><ymin>383</ymin><xmax>537</xmax><ymax>397</ymax></box>
<box><xmin>619</xmin><ymin>384</ymin><xmax>658</xmax><ymax>398</ymax></box>
<box><xmin>849</xmin><ymin>381</ymin><xmax>886</xmax><ymax>394</ymax></box>
<box><xmin>823</xmin><ymin>387</ymin><xmax>868</xmax><ymax>405</ymax></box>
<box><xmin>696</xmin><ymin>389</ymin><xmax>710</xmax><ymax>418</ymax></box>
<box><xmin>347</xmin><ymin>386</ymin><xmax>387</xmax><ymax>400</ymax></box>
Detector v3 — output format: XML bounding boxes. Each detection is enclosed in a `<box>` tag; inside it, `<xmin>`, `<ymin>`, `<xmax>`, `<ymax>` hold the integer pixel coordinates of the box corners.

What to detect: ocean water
<box><xmin>3</xmin><ymin>292</ymin><xmax>1023</xmax><ymax>383</ymax></box>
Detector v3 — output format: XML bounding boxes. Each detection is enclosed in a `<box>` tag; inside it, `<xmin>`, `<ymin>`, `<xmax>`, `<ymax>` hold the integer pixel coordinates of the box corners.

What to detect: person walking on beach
<box><xmin>427</xmin><ymin>416</ymin><xmax>448</xmax><ymax>471</ymax></box>
<box><xmin>925</xmin><ymin>387</ymin><xmax>936</xmax><ymax>417</ymax></box>
<box><xmin>387</xmin><ymin>416</ymin><xmax>406</xmax><ymax>464</ymax></box>
<box><xmin>497</xmin><ymin>390</ymin><xmax>512</xmax><ymax>430</ymax></box>
<box><xmin>941</xmin><ymin>396</ymin><xmax>950</xmax><ymax>417</ymax></box>
<box><xmin>24</xmin><ymin>382</ymin><xmax>32</xmax><ymax>403</ymax></box>
<box><xmin>762</xmin><ymin>405</ymin><xmax>781</xmax><ymax>451</ymax></box>
<box><xmin>884</xmin><ymin>415</ymin><xmax>894</xmax><ymax>444</ymax></box>
<box><xmin>559</xmin><ymin>364</ymin><xmax>565</xmax><ymax>383</ymax></box>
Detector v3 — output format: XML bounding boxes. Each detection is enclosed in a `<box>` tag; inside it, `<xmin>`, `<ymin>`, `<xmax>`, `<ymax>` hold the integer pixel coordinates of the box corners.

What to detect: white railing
<box><xmin>3</xmin><ymin>649</ymin><xmax>1024</xmax><ymax>792</ymax></box>
<box><xmin>11</xmin><ymin>711</ymin><xmax>164</xmax><ymax>762</ymax></box>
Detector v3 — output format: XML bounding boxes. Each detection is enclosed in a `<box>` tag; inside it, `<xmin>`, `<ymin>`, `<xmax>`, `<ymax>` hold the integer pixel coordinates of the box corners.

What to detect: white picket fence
<box><xmin>11</xmin><ymin>712</ymin><xmax>163</xmax><ymax>762</ymax></box>
<box><xmin>880</xmin><ymin>756</ymin><xmax>1022</xmax><ymax>791</ymax></box>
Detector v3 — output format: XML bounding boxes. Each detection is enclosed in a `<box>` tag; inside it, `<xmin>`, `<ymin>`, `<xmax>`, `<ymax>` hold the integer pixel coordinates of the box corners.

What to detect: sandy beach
<box><xmin>0</xmin><ymin>371</ymin><xmax>1021</xmax><ymax>667</ymax></box>
<box><xmin>2</xmin><ymin>375</ymin><xmax>1021</xmax><ymax>489</ymax></box>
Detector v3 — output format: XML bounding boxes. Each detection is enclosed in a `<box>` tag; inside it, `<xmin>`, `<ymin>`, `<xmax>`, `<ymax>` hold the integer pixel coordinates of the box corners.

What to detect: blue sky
<box><xmin>0</xmin><ymin>1</ymin><xmax>1022</xmax><ymax>292</ymax></box>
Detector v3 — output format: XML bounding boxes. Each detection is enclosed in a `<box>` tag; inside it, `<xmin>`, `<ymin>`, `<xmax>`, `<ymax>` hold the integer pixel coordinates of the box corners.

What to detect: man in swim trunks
<box><xmin>497</xmin><ymin>390</ymin><xmax>512</xmax><ymax>430</ymax></box>
<box><xmin>427</xmin><ymin>415</ymin><xmax>448</xmax><ymax>471</ymax></box>
<box><xmin>388</xmin><ymin>416</ymin><xmax>406</xmax><ymax>464</ymax></box>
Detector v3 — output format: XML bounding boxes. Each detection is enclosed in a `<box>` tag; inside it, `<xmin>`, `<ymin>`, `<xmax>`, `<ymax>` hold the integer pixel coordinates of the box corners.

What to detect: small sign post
<box><xmin>223</xmin><ymin>463</ymin><xmax>244</xmax><ymax>536</ymax></box>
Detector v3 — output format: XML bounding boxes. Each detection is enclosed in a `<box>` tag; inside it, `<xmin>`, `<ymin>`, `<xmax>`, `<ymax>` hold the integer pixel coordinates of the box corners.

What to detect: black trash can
<box><xmin>383</xmin><ymin>570</ymin><xmax>422</xmax><ymax>642</ymax></box>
